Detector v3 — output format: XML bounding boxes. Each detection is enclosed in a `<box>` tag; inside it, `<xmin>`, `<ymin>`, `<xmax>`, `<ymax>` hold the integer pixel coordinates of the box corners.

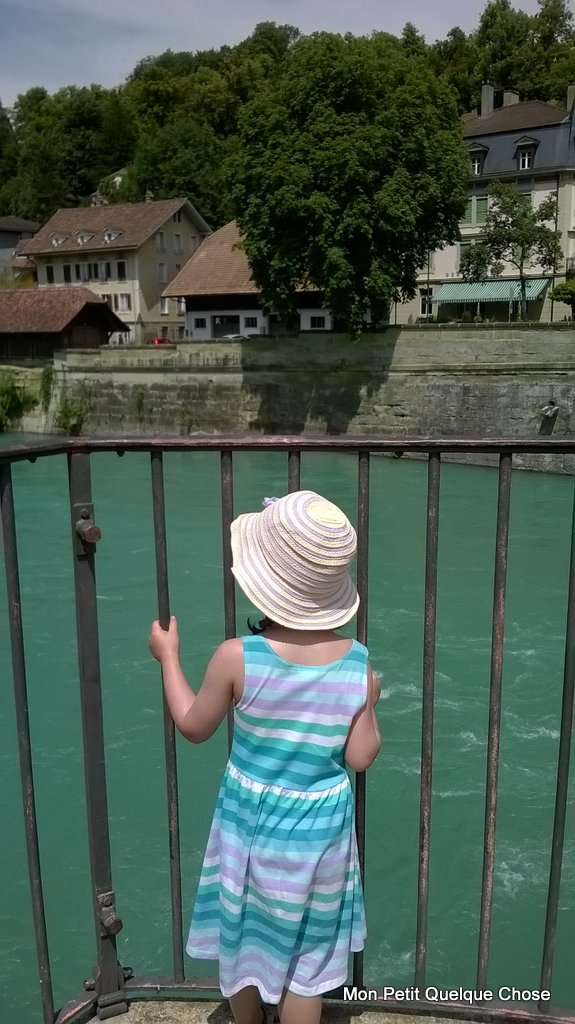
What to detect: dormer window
<box><xmin>103</xmin><ymin>229</ymin><xmax>120</xmax><ymax>244</ymax></box>
<box><xmin>75</xmin><ymin>231</ymin><xmax>94</xmax><ymax>246</ymax></box>
<box><xmin>514</xmin><ymin>136</ymin><xmax>539</xmax><ymax>172</ymax></box>
<box><xmin>468</xmin><ymin>144</ymin><xmax>488</xmax><ymax>178</ymax></box>
<box><xmin>50</xmin><ymin>233</ymin><xmax>67</xmax><ymax>247</ymax></box>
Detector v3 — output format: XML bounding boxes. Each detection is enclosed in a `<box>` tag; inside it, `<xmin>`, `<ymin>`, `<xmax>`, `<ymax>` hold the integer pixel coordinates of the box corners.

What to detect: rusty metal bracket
<box><xmin>73</xmin><ymin>502</ymin><xmax>102</xmax><ymax>555</ymax></box>
<box><xmin>98</xmin><ymin>891</ymin><xmax>123</xmax><ymax>937</ymax></box>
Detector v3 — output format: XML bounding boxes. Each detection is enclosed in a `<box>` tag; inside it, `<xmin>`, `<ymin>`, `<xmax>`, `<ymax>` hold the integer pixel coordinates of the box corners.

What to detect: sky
<box><xmin>0</xmin><ymin>0</ymin><xmax>544</xmax><ymax>108</ymax></box>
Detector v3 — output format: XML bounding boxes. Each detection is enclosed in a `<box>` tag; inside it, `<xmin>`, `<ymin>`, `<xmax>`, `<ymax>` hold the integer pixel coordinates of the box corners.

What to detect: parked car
<box><xmin>220</xmin><ymin>333</ymin><xmax>249</xmax><ymax>341</ymax></box>
<box><xmin>152</xmin><ymin>337</ymin><xmax>176</xmax><ymax>346</ymax></box>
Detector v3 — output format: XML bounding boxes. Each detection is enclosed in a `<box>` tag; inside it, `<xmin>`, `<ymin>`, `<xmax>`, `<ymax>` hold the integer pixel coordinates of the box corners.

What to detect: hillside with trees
<box><xmin>0</xmin><ymin>2</ymin><xmax>573</xmax><ymax>228</ymax></box>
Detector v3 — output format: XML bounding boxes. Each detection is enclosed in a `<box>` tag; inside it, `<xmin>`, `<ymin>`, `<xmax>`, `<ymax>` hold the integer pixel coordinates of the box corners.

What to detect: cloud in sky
<box><xmin>0</xmin><ymin>0</ymin><xmax>542</xmax><ymax>107</ymax></box>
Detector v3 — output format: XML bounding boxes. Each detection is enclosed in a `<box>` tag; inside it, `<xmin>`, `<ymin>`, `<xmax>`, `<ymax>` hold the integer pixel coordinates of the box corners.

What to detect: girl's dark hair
<box><xmin>247</xmin><ymin>616</ymin><xmax>275</xmax><ymax>635</ymax></box>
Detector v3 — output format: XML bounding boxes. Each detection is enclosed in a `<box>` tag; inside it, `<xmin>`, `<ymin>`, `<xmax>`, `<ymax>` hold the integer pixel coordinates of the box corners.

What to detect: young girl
<box><xmin>149</xmin><ymin>490</ymin><xmax>381</xmax><ymax>1024</ymax></box>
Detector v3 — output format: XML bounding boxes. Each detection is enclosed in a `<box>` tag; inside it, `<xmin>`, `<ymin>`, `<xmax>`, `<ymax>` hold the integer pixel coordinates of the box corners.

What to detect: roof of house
<box><xmin>19</xmin><ymin>199</ymin><xmax>211</xmax><ymax>257</ymax></box>
<box><xmin>0</xmin><ymin>287</ymin><xmax>126</xmax><ymax>334</ymax></box>
<box><xmin>164</xmin><ymin>221</ymin><xmax>257</xmax><ymax>296</ymax></box>
<box><xmin>164</xmin><ymin>220</ymin><xmax>319</xmax><ymax>298</ymax></box>
<box><xmin>0</xmin><ymin>216</ymin><xmax>40</xmax><ymax>233</ymax></box>
<box><xmin>463</xmin><ymin>100</ymin><xmax>569</xmax><ymax>138</ymax></box>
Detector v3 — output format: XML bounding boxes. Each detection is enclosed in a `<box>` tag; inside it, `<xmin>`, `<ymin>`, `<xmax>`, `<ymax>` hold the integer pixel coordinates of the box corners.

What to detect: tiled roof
<box><xmin>0</xmin><ymin>215</ymin><xmax>40</xmax><ymax>233</ymax></box>
<box><xmin>464</xmin><ymin>100</ymin><xmax>569</xmax><ymax>137</ymax></box>
<box><xmin>164</xmin><ymin>221</ymin><xmax>258</xmax><ymax>296</ymax></box>
<box><xmin>20</xmin><ymin>199</ymin><xmax>210</xmax><ymax>256</ymax></box>
<box><xmin>164</xmin><ymin>220</ymin><xmax>319</xmax><ymax>297</ymax></box>
<box><xmin>0</xmin><ymin>287</ymin><xmax>125</xmax><ymax>334</ymax></box>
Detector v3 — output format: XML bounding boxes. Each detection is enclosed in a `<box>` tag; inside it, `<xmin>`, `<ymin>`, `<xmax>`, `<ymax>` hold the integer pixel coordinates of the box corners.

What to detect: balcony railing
<box><xmin>1</xmin><ymin>437</ymin><xmax>574</xmax><ymax>1024</ymax></box>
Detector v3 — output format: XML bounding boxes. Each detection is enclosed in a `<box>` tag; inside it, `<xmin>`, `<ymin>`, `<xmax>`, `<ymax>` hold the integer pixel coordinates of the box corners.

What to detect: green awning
<box><xmin>432</xmin><ymin>278</ymin><xmax>549</xmax><ymax>303</ymax></box>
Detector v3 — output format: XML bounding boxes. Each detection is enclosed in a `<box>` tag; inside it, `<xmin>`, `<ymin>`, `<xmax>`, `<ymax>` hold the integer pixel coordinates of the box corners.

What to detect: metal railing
<box><xmin>1</xmin><ymin>436</ymin><xmax>575</xmax><ymax>1024</ymax></box>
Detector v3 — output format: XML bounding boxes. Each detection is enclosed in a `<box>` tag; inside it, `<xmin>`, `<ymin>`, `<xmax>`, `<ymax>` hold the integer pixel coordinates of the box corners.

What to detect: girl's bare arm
<box><xmin>149</xmin><ymin>617</ymin><xmax>240</xmax><ymax>743</ymax></box>
<box><xmin>343</xmin><ymin>664</ymin><xmax>381</xmax><ymax>772</ymax></box>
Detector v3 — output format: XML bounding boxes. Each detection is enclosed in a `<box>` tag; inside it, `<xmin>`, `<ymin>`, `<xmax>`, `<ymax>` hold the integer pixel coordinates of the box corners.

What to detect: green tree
<box><xmin>460</xmin><ymin>182</ymin><xmax>562</xmax><ymax>320</ymax></box>
<box><xmin>549</xmin><ymin>279</ymin><xmax>575</xmax><ymax>318</ymax></box>
<box><xmin>431</xmin><ymin>28</ymin><xmax>480</xmax><ymax>114</ymax></box>
<box><xmin>474</xmin><ymin>0</ymin><xmax>532</xmax><ymax>94</ymax></box>
<box><xmin>231</xmin><ymin>31</ymin><xmax>469</xmax><ymax>339</ymax></box>
<box><xmin>0</xmin><ymin>101</ymin><xmax>17</xmax><ymax>207</ymax></box>
<box><xmin>117</xmin><ymin>119</ymin><xmax>233</xmax><ymax>226</ymax></box>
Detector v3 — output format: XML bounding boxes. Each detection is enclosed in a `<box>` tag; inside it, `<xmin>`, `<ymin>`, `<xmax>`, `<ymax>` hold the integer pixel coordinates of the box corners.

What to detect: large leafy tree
<box><xmin>116</xmin><ymin>119</ymin><xmax>233</xmax><ymax>226</ymax></box>
<box><xmin>231</xmin><ymin>31</ymin><xmax>469</xmax><ymax>338</ymax></box>
<box><xmin>459</xmin><ymin>182</ymin><xmax>562</xmax><ymax>320</ymax></box>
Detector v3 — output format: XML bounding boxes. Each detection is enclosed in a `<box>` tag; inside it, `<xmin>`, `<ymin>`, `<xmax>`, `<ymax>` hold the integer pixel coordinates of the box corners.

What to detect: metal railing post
<box><xmin>150</xmin><ymin>451</ymin><xmax>184</xmax><ymax>983</ymax></box>
<box><xmin>67</xmin><ymin>451</ymin><xmax>128</xmax><ymax>1019</ymax></box>
<box><xmin>353</xmin><ymin>450</ymin><xmax>370</xmax><ymax>988</ymax></box>
<box><xmin>477</xmin><ymin>453</ymin><xmax>512</xmax><ymax>991</ymax></box>
<box><xmin>0</xmin><ymin>463</ymin><xmax>56</xmax><ymax>1024</ymax></box>
<box><xmin>415</xmin><ymin>451</ymin><xmax>441</xmax><ymax>989</ymax></box>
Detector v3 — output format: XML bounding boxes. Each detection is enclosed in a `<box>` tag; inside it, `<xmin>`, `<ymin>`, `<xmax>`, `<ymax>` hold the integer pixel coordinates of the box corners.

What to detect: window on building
<box><xmin>75</xmin><ymin>263</ymin><xmax>90</xmax><ymax>283</ymax></box>
<box><xmin>46</xmin><ymin>265</ymin><xmax>55</xmax><ymax>284</ymax></box>
<box><xmin>475</xmin><ymin>197</ymin><xmax>488</xmax><ymax>224</ymax></box>
<box><xmin>160</xmin><ymin>297</ymin><xmax>170</xmax><ymax>315</ymax></box>
<box><xmin>173</xmin><ymin>210</ymin><xmax>183</xmax><ymax>223</ymax></box>
<box><xmin>99</xmin><ymin>261</ymin><xmax>111</xmax><ymax>282</ymax></box>
<box><xmin>156</xmin><ymin>231</ymin><xmax>166</xmax><ymax>252</ymax></box>
<box><xmin>177</xmin><ymin>298</ymin><xmax>186</xmax><ymax>315</ymax></box>
<box><xmin>117</xmin><ymin>260</ymin><xmax>126</xmax><ymax>281</ymax></box>
<box><xmin>175</xmin><ymin>264</ymin><xmax>181</xmax><ymax>274</ymax></box>
<box><xmin>190</xmin><ymin>235</ymin><xmax>199</xmax><ymax>252</ymax></box>
<box><xmin>113</xmin><ymin>293</ymin><xmax>131</xmax><ymax>313</ymax></box>
<box><xmin>245</xmin><ymin>316</ymin><xmax>258</xmax><ymax>328</ymax></box>
<box><xmin>174</xmin><ymin>233</ymin><xmax>183</xmax><ymax>254</ymax></box>
<box><xmin>177</xmin><ymin>325</ymin><xmax>186</xmax><ymax>340</ymax></box>
<box><xmin>90</xmin><ymin>263</ymin><xmax>99</xmax><ymax>281</ymax></box>
<box><xmin>310</xmin><ymin>316</ymin><xmax>326</xmax><ymax>329</ymax></box>
<box><xmin>194</xmin><ymin>317</ymin><xmax>207</xmax><ymax>329</ymax></box>
<box><xmin>461</xmin><ymin>198</ymin><xmax>473</xmax><ymax>224</ymax></box>
<box><xmin>471</xmin><ymin>155</ymin><xmax>483</xmax><ymax>176</ymax></box>
<box><xmin>158</xmin><ymin>263</ymin><xmax>167</xmax><ymax>283</ymax></box>
<box><xmin>419</xmin><ymin>288</ymin><xmax>433</xmax><ymax>316</ymax></box>
<box><xmin>100</xmin><ymin>294</ymin><xmax>113</xmax><ymax>308</ymax></box>
<box><xmin>63</xmin><ymin>264</ymin><xmax>72</xmax><ymax>284</ymax></box>
<box><xmin>458</xmin><ymin>241</ymin><xmax>472</xmax><ymax>271</ymax></box>
<box><xmin>519</xmin><ymin>149</ymin><xmax>533</xmax><ymax>170</ymax></box>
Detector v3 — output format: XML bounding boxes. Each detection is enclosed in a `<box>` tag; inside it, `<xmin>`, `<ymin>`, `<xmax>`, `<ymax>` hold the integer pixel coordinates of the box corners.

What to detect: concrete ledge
<box><xmin>87</xmin><ymin>1002</ymin><xmax>465</xmax><ymax>1024</ymax></box>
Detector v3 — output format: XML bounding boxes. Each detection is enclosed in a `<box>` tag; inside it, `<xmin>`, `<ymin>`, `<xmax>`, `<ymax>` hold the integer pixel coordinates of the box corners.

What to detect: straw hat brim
<box><xmin>230</xmin><ymin>508</ymin><xmax>360</xmax><ymax>630</ymax></box>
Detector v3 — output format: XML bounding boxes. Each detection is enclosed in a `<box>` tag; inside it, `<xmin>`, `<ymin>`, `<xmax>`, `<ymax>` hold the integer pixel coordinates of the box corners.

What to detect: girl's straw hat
<box><xmin>230</xmin><ymin>490</ymin><xmax>359</xmax><ymax>630</ymax></box>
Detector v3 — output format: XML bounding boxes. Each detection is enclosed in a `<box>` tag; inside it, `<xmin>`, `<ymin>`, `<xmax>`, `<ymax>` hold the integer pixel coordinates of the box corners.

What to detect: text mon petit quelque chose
<box><xmin>343</xmin><ymin>986</ymin><xmax>550</xmax><ymax>1004</ymax></box>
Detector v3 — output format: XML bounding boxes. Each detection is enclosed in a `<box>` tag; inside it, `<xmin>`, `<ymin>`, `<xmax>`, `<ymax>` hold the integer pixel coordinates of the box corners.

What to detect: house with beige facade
<box><xmin>18</xmin><ymin>199</ymin><xmax>211</xmax><ymax>344</ymax></box>
<box><xmin>396</xmin><ymin>84</ymin><xmax>575</xmax><ymax>325</ymax></box>
<box><xmin>163</xmin><ymin>220</ymin><xmax>333</xmax><ymax>339</ymax></box>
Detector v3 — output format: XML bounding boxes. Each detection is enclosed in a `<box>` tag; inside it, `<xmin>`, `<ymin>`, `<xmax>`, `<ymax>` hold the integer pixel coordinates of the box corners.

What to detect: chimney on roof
<box><xmin>567</xmin><ymin>84</ymin><xmax>575</xmax><ymax>110</ymax></box>
<box><xmin>481</xmin><ymin>82</ymin><xmax>494</xmax><ymax>117</ymax></box>
<box><xmin>503</xmin><ymin>89</ymin><xmax>520</xmax><ymax>106</ymax></box>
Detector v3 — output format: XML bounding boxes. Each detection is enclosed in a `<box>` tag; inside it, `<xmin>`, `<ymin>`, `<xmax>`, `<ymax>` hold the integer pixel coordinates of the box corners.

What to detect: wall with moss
<box><xmin>14</xmin><ymin>326</ymin><xmax>575</xmax><ymax>470</ymax></box>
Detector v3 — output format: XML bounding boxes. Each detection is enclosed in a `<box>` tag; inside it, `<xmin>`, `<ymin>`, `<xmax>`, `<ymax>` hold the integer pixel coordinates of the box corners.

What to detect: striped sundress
<box><xmin>186</xmin><ymin>633</ymin><xmax>368</xmax><ymax>1003</ymax></box>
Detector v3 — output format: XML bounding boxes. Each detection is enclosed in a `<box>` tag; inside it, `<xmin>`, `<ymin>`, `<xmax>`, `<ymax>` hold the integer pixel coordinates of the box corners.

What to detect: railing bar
<box><xmin>150</xmin><ymin>451</ymin><xmax>184</xmax><ymax>983</ymax></box>
<box><xmin>539</xmin><ymin>475</ymin><xmax>575</xmax><ymax>1005</ymax></box>
<box><xmin>67</xmin><ymin>451</ymin><xmax>125</xmax><ymax>1011</ymax></box>
<box><xmin>477</xmin><ymin>452</ymin><xmax>512</xmax><ymax>990</ymax></box>
<box><xmin>414</xmin><ymin>451</ymin><xmax>441</xmax><ymax>989</ymax></box>
<box><xmin>220</xmin><ymin>451</ymin><xmax>236</xmax><ymax>750</ymax></box>
<box><xmin>0</xmin><ymin>463</ymin><xmax>56</xmax><ymax>1024</ymax></box>
<box><xmin>5</xmin><ymin>435</ymin><xmax>575</xmax><ymax>465</ymax></box>
<box><xmin>287</xmin><ymin>450</ymin><xmax>301</xmax><ymax>493</ymax></box>
<box><xmin>352</xmin><ymin>450</ymin><xmax>370</xmax><ymax>987</ymax></box>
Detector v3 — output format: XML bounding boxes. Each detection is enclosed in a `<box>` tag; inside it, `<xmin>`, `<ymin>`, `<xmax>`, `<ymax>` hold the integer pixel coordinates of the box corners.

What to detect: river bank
<box><xmin>4</xmin><ymin>326</ymin><xmax>575</xmax><ymax>472</ymax></box>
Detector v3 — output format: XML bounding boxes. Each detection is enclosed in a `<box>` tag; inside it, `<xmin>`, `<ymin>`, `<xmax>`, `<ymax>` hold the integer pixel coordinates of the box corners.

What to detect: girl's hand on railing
<box><xmin>149</xmin><ymin>616</ymin><xmax>180</xmax><ymax>663</ymax></box>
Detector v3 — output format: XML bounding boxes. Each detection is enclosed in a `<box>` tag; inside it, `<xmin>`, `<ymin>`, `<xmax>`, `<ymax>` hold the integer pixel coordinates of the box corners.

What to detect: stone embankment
<box><xmin>10</xmin><ymin>325</ymin><xmax>575</xmax><ymax>472</ymax></box>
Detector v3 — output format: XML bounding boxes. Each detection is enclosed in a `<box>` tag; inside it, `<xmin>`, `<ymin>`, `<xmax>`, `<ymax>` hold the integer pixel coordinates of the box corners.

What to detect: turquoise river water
<box><xmin>1</xmin><ymin>438</ymin><xmax>574</xmax><ymax>1023</ymax></box>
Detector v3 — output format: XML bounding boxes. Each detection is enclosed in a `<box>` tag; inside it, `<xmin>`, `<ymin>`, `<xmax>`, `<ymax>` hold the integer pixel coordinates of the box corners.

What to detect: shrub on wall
<box><xmin>0</xmin><ymin>371</ymin><xmax>37</xmax><ymax>431</ymax></box>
